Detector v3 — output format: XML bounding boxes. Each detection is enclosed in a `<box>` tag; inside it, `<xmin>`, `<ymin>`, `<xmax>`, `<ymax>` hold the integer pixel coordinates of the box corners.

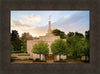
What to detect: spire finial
<box><xmin>49</xmin><ymin>15</ymin><xmax>51</xmax><ymax>21</ymax></box>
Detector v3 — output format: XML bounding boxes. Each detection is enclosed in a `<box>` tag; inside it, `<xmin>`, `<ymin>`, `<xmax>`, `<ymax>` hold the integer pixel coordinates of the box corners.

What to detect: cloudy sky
<box><xmin>11</xmin><ymin>11</ymin><xmax>89</xmax><ymax>37</ymax></box>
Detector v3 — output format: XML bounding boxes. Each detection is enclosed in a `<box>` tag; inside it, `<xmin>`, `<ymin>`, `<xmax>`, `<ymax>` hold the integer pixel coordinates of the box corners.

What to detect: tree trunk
<box><xmin>85</xmin><ymin>56</ymin><xmax>87</xmax><ymax>61</ymax></box>
<box><xmin>80</xmin><ymin>56</ymin><xmax>81</xmax><ymax>60</ymax></box>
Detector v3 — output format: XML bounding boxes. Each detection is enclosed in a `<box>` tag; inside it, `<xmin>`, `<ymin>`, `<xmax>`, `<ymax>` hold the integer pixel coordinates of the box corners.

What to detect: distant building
<box><xmin>27</xmin><ymin>16</ymin><xmax>66</xmax><ymax>61</ymax></box>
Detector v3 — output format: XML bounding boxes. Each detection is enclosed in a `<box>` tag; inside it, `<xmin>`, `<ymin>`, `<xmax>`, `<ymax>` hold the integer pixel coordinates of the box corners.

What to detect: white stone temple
<box><xmin>27</xmin><ymin>16</ymin><xmax>66</xmax><ymax>61</ymax></box>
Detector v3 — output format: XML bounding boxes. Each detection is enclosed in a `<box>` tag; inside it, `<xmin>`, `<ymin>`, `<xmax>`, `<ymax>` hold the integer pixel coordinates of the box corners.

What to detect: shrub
<box><xmin>11</xmin><ymin>58</ymin><xmax>15</xmax><ymax>62</ymax></box>
<box><xmin>35</xmin><ymin>58</ymin><xmax>41</xmax><ymax>61</ymax></box>
<box><xmin>33</xmin><ymin>58</ymin><xmax>46</xmax><ymax>62</ymax></box>
<box><xmin>54</xmin><ymin>59</ymin><xmax>66</xmax><ymax>62</ymax></box>
<box><xmin>11</xmin><ymin>58</ymin><xmax>33</xmax><ymax>62</ymax></box>
<box><xmin>11</xmin><ymin>51</ymin><xmax>21</xmax><ymax>53</ymax></box>
<box><xmin>28</xmin><ymin>58</ymin><xmax>33</xmax><ymax>60</ymax></box>
<box><xmin>21</xmin><ymin>43</ymin><xmax>27</xmax><ymax>53</ymax></box>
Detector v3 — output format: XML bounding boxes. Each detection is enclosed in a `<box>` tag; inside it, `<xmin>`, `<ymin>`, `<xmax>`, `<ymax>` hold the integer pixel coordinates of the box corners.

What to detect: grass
<box><xmin>11</xmin><ymin>51</ymin><xmax>21</xmax><ymax>53</ymax></box>
<box><xmin>54</xmin><ymin>59</ymin><xmax>67</xmax><ymax>62</ymax></box>
<box><xmin>11</xmin><ymin>58</ymin><xmax>33</xmax><ymax>62</ymax></box>
<box><xmin>11</xmin><ymin>51</ymin><xmax>27</xmax><ymax>53</ymax></box>
<box><xmin>54</xmin><ymin>56</ymin><xmax>89</xmax><ymax>63</ymax></box>
<box><xmin>11</xmin><ymin>58</ymin><xmax>46</xmax><ymax>62</ymax></box>
<box><xmin>54</xmin><ymin>59</ymin><xmax>89</xmax><ymax>63</ymax></box>
<box><xmin>11</xmin><ymin>55</ymin><xmax>89</xmax><ymax>63</ymax></box>
<box><xmin>66</xmin><ymin>59</ymin><xmax>81</xmax><ymax>62</ymax></box>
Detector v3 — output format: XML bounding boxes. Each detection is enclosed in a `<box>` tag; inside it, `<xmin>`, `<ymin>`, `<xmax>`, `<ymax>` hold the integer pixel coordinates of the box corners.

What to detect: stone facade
<box><xmin>27</xmin><ymin>16</ymin><xmax>66</xmax><ymax>61</ymax></box>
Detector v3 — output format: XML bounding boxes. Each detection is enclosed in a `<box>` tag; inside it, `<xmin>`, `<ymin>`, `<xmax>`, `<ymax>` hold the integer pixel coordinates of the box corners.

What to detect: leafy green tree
<box><xmin>52</xmin><ymin>29</ymin><xmax>66</xmax><ymax>39</ymax></box>
<box><xmin>67</xmin><ymin>32</ymin><xmax>74</xmax><ymax>37</ymax></box>
<box><xmin>21</xmin><ymin>43</ymin><xmax>27</xmax><ymax>53</ymax></box>
<box><xmin>66</xmin><ymin>31</ymin><xmax>89</xmax><ymax>60</ymax></box>
<box><xmin>67</xmin><ymin>35</ymin><xmax>84</xmax><ymax>57</ymax></box>
<box><xmin>51</xmin><ymin>39</ymin><xmax>68</xmax><ymax>59</ymax></box>
<box><xmin>11</xmin><ymin>30</ymin><xmax>22</xmax><ymax>51</ymax></box>
<box><xmin>11</xmin><ymin>30</ymin><xmax>19</xmax><ymax>40</ymax></box>
<box><xmin>75</xmin><ymin>32</ymin><xmax>84</xmax><ymax>38</ymax></box>
<box><xmin>32</xmin><ymin>40</ymin><xmax>49</xmax><ymax>60</ymax></box>
<box><xmin>21</xmin><ymin>32</ymin><xmax>33</xmax><ymax>43</ymax></box>
<box><xmin>67</xmin><ymin>36</ymin><xmax>77</xmax><ymax>56</ymax></box>
<box><xmin>84</xmin><ymin>30</ymin><xmax>90</xmax><ymax>60</ymax></box>
<box><xmin>83</xmin><ymin>40</ymin><xmax>89</xmax><ymax>60</ymax></box>
<box><xmin>75</xmin><ymin>40</ymin><xmax>89</xmax><ymax>60</ymax></box>
<box><xmin>85</xmin><ymin>30</ymin><xmax>89</xmax><ymax>41</ymax></box>
<box><xmin>11</xmin><ymin>44</ymin><xmax>14</xmax><ymax>53</ymax></box>
<box><xmin>75</xmin><ymin>40</ymin><xmax>85</xmax><ymax>58</ymax></box>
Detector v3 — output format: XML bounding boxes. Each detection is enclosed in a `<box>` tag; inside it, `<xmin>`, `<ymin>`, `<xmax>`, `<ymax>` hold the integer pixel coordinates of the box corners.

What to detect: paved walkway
<box><xmin>46</xmin><ymin>60</ymin><xmax>54</xmax><ymax>63</ymax></box>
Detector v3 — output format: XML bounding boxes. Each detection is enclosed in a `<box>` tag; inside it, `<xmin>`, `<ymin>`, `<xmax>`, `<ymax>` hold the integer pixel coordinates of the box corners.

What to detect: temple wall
<box><xmin>27</xmin><ymin>40</ymin><xmax>33</xmax><ymax>57</ymax></box>
<box><xmin>33</xmin><ymin>53</ymin><xmax>40</xmax><ymax>60</ymax></box>
<box><xmin>32</xmin><ymin>54</ymin><xmax>45</xmax><ymax>60</ymax></box>
<box><xmin>61</xmin><ymin>55</ymin><xmax>67</xmax><ymax>59</ymax></box>
<box><xmin>27</xmin><ymin>33</ymin><xmax>67</xmax><ymax>60</ymax></box>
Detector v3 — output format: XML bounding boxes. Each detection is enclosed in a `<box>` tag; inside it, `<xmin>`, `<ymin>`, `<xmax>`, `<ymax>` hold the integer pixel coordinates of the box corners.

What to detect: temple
<box><xmin>27</xmin><ymin>16</ymin><xmax>66</xmax><ymax>62</ymax></box>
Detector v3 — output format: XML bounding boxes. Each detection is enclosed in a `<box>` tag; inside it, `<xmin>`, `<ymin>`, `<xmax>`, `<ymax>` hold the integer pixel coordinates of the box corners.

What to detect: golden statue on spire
<box><xmin>49</xmin><ymin>15</ymin><xmax>51</xmax><ymax>21</ymax></box>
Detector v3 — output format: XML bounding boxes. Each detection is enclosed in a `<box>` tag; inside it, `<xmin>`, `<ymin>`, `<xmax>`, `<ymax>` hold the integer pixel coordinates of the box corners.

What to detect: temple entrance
<box><xmin>46</xmin><ymin>54</ymin><xmax>54</xmax><ymax>63</ymax></box>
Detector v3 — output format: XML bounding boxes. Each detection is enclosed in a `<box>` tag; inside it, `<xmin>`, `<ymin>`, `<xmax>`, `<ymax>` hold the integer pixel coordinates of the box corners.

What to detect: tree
<box><xmin>75</xmin><ymin>32</ymin><xmax>84</xmax><ymax>38</ymax></box>
<box><xmin>85</xmin><ymin>30</ymin><xmax>89</xmax><ymax>41</ymax></box>
<box><xmin>67</xmin><ymin>36</ymin><xmax>77</xmax><ymax>56</ymax></box>
<box><xmin>11</xmin><ymin>44</ymin><xmax>14</xmax><ymax>53</ymax></box>
<box><xmin>75</xmin><ymin>40</ymin><xmax>85</xmax><ymax>58</ymax></box>
<box><xmin>67</xmin><ymin>35</ymin><xmax>84</xmax><ymax>57</ymax></box>
<box><xmin>66</xmin><ymin>32</ymin><xmax>84</xmax><ymax>56</ymax></box>
<box><xmin>66</xmin><ymin>31</ymin><xmax>89</xmax><ymax>60</ymax></box>
<box><xmin>83</xmin><ymin>40</ymin><xmax>89</xmax><ymax>61</ymax></box>
<box><xmin>85</xmin><ymin>30</ymin><xmax>90</xmax><ymax>61</ymax></box>
<box><xmin>32</xmin><ymin>40</ymin><xmax>49</xmax><ymax>60</ymax></box>
<box><xmin>67</xmin><ymin>32</ymin><xmax>74</xmax><ymax>37</ymax></box>
<box><xmin>21</xmin><ymin>43</ymin><xmax>27</xmax><ymax>53</ymax></box>
<box><xmin>11</xmin><ymin>30</ymin><xmax>22</xmax><ymax>51</ymax></box>
<box><xmin>11</xmin><ymin>30</ymin><xmax>19</xmax><ymax>40</ymax></box>
<box><xmin>51</xmin><ymin>39</ymin><xmax>68</xmax><ymax>59</ymax></box>
<box><xmin>20</xmin><ymin>32</ymin><xmax>33</xmax><ymax>48</ymax></box>
<box><xmin>21</xmin><ymin>32</ymin><xmax>33</xmax><ymax>43</ymax></box>
<box><xmin>52</xmin><ymin>29</ymin><xmax>66</xmax><ymax>39</ymax></box>
<box><xmin>75</xmin><ymin>40</ymin><xmax>89</xmax><ymax>60</ymax></box>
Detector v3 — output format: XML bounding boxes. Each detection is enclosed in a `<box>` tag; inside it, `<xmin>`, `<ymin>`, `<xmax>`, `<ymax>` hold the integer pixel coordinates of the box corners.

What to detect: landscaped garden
<box><xmin>11</xmin><ymin>29</ymin><xmax>89</xmax><ymax>63</ymax></box>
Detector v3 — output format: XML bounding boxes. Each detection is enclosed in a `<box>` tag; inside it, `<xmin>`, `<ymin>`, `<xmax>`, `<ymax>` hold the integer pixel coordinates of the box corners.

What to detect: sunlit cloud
<box><xmin>11</xmin><ymin>19</ymin><xmax>32</xmax><ymax>29</ymax></box>
<box><xmin>21</xmin><ymin>26</ymin><xmax>48</xmax><ymax>37</ymax></box>
<box><xmin>23</xmin><ymin>14</ymin><xmax>41</xmax><ymax>23</ymax></box>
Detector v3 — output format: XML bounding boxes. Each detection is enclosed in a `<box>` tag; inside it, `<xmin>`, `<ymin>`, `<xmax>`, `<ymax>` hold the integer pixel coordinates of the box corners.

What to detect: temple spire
<box><xmin>48</xmin><ymin>16</ymin><xmax>51</xmax><ymax>33</ymax></box>
<box><xmin>49</xmin><ymin>15</ymin><xmax>51</xmax><ymax>21</ymax></box>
